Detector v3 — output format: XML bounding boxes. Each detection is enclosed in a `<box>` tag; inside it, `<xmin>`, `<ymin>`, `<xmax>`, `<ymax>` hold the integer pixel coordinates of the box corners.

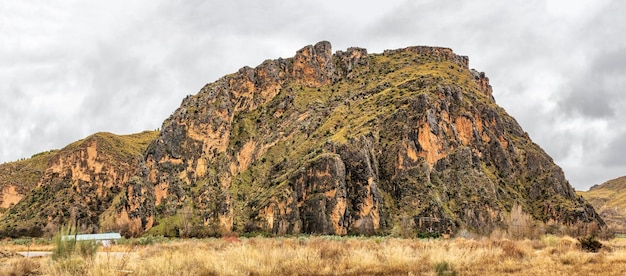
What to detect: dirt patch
<box><xmin>1</xmin><ymin>185</ymin><xmax>22</xmax><ymax>209</ymax></box>
<box><xmin>0</xmin><ymin>250</ymin><xmax>23</xmax><ymax>259</ymax></box>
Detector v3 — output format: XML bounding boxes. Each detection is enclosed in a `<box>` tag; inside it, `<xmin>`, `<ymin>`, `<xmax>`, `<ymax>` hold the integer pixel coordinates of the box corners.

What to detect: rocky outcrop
<box><xmin>0</xmin><ymin>131</ymin><xmax>157</xmax><ymax>237</ymax></box>
<box><xmin>0</xmin><ymin>42</ymin><xmax>603</xmax><ymax>238</ymax></box>
<box><xmin>291</xmin><ymin>41</ymin><xmax>335</xmax><ymax>87</ymax></box>
<box><xmin>121</xmin><ymin>41</ymin><xmax>602</xmax><ymax>237</ymax></box>
<box><xmin>0</xmin><ymin>151</ymin><xmax>55</xmax><ymax>215</ymax></box>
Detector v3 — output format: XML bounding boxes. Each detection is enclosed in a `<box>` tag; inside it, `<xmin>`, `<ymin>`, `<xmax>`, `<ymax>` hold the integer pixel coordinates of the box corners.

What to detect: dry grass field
<box><xmin>2</xmin><ymin>235</ymin><xmax>626</xmax><ymax>275</ymax></box>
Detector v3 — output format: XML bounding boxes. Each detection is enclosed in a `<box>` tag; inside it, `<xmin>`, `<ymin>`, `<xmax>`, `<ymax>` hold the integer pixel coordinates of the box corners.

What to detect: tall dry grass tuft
<box><xmin>4</xmin><ymin>235</ymin><xmax>626</xmax><ymax>275</ymax></box>
<box><xmin>0</xmin><ymin>257</ymin><xmax>41</xmax><ymax>276</ymax></box>
<box><xmin>491</xmin><ymin>239</ymin><xmax>529</xmax><ymax>259</ymax></box>
<box><xmin>47</xmin><ymin>257</ymin><xmax>89</xmax><ymax>275</ymax></box>
<box><xmin>51</xmin><ymin>224</ymin><xmax>77</xmax><ymax>260</ymax></box>
<box><xmin>434</xmin><ymin>260</ymin><xmax>457</xmax><ymax>276</ymax></box>
<box><xmin>50</xmin><ymin>224</ymin><xmax>99</xmax><ymax>261</ymax></box>
<box><xmin>505</xmin><ymin>204</ymin><xmax>539</xmax><ymax>239</ymax></box>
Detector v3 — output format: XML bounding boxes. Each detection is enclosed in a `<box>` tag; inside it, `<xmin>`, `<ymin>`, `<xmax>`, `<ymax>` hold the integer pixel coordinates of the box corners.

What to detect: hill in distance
<box><xmin>0</xmin><ymin>41</ymin><xmax>602</xmax><ymax>238</ymax></box>
<box><xmin>0</xmin><ymin>150</ymin><xmax>56</xmax><ymax>216</ymax></box>
<box><xmin>0</xmin><ymin>131</ymin><xmax>157</xmax><ymax>237</ymax></box>
<box><xmin>579</xmin><ymin>176</ymin><xmax>626</xmax><ymax>233</ymax></box>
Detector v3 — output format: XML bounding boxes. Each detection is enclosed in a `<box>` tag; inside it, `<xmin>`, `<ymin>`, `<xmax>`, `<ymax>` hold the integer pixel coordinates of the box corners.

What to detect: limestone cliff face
<box><xmin>0</xmin><ymin>42</ymin><xmax>601</xmax><ymax>238</ymax></box>
<box><xmin>123</xmin><ymin>41</ymin><xmax>602</xmax><ymax>237</ymax></box>
<box><xmin>0</xmin><ymin>131</ymin><xmax>156</xmax><ymax>237</ymax></box>
<box><xmin>0</xmin><ymin>152</ymin><xmax>54</xmax><ymax>215</ymax></box>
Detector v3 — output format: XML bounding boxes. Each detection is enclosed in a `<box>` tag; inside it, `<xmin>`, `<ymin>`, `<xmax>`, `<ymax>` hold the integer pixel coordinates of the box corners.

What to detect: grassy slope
<box><xmin>0</xmin><ymin>131</ymin><xmax>158</xmax><ymax>237</ymax></box>
<box><xmin>0</xmin><ymin>151</ymin><xmax>57</xmax><ymax>215</ymax></box>
<box><xmin>0</xmin><ymin>151</ymin><xmax>57</xmax><ymax>193</ymax></box>
<box><xmin>579</xmin><ymin>176</ymin><xmax>626</xmax><ymax>231</ymax></box>
<box><xmin>64</xmin><ymin>131</ymin><xmax>158</xmax><ymax>164</ymax></box>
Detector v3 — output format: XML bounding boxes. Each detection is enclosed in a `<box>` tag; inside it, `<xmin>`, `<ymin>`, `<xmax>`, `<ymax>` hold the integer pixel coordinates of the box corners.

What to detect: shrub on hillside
<box><xmin>578</xmin><ymin>235</ymin><xmax>602</xmax><ymax>252</ymax></box>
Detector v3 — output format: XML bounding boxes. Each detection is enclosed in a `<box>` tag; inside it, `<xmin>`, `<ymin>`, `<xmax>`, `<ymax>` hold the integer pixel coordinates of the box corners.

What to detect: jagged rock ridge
<box><xmin>0</xmin><ymin>131</ymin><xmax>157</xmax><ymax>237</ymax></box>
<box><xmin>0</xmin><ymin>41</ymin><xmax>603</xmax><ymax>237</ymax></box>
<box><xmin>118</xmin><ymin>41</ymin><xmax>601</xmax><ymax>236</ymax></box>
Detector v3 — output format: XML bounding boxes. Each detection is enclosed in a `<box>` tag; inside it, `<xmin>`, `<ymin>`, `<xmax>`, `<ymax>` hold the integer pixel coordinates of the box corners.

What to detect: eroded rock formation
<box><xmin>119</xmin><ymin>41</ymin><xmax>602</xmax><ymax>236</ymax></box>
<box><xmin>0</xmin><ymin>42</ymin><xmax>603</xmax><ymax>238</ymax></box>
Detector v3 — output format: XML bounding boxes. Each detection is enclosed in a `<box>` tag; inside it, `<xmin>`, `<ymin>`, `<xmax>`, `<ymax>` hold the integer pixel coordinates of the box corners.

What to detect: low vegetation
<box><xmin>51</xmin><ymin>225</ymin><xmax>99</xmax><ymax>260</ymax></box>
<box><xmin>0</xmin><ymin>130</ymin><xmax>159</xmax><ymax>238</ymax></box>
<box><xmin>579</xmin><ymin>176</ymin><xmax>626</xmax><ymax>233</ymax></box>
<box><xmin>1</xmin><ymin>235</ymin><xmax>626</xmax><ymax>275</ymax></box>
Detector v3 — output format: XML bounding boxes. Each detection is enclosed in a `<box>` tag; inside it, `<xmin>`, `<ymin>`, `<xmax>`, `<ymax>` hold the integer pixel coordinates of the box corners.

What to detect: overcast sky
<box><xmin>1</xmin><ymin>0</ymin><xmax>624</xmax><ymax>190</ymax></box>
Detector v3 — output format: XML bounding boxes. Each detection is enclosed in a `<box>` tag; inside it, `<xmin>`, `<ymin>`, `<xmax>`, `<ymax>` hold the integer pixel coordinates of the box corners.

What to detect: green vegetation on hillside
<box><xmin>0</xmin><ymin>150</ymin><xmax>56</xmax><ymax>194</ymax></box>
<box><xmin>579</xmin><ymin>176</ymin><xmax>626</xmax><ymax>232</ymax></box>
<box><xmin>0</xmin><ymin>43</ymin><xmax>601</xmax><ymax>239</ymax></box>
<box><xmin>0</xmin><ymin>131</ymin><xmax>158</xmax><ymax>238</ymax></box>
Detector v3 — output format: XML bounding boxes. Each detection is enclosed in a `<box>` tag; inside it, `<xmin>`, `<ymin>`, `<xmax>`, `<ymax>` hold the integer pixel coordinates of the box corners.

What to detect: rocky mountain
<box><xmin>121</xmin><ymin>41</ymin><xmax>601</xmax><ymax>237</ymax></box>
<box><xmin>0</xmin><ymin>41</ymin><xmax>602</xmax><ymax>238</ymax></box>
<box><xmin>579</xmin><ymin>176</ymin><xmax>626</xmax><ymax>233</ymax></box>
<box><xmin>0</xmin><ymin>151</ymin><xmax>56</xmax><ymax>216</ymax></box>
<box><xmin>0</xmin><ymin>131</ymin><xmax>157</xmax><ymax>237</ymax></box>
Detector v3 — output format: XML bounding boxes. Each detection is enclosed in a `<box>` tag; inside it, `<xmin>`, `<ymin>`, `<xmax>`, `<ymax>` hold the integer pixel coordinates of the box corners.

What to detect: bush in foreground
<box><xmin>51</xmin><ymin>224</ymin><xmax>99</xmax><ymax>260</ymax></box>
<box><xmin>578</xmin><ymin>235</ymin><xmax>603</xmax><ymax>252</ymax></box>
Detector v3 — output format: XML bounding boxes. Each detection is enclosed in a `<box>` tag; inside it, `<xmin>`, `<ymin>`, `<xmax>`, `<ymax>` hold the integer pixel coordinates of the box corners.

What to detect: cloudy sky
<box><xmin>1</xmin><ymin>0</ymin><xmax>624</xmax><ymax>190</ymax></box>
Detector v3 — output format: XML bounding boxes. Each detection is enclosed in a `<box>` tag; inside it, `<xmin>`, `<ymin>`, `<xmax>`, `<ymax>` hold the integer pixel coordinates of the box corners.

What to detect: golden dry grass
<box><xmin>1</xmin><ymin>236</ymin><xmax>626</xmax><ymax>275</ymax></box>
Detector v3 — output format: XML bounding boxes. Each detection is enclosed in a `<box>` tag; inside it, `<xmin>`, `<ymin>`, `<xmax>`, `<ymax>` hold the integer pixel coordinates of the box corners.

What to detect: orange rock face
<box><xmin>0</xmin><ymin>42</ymin><xmax>602</xmax><ymax>238</ymax></box>
<box><xmin>120</xmin><ymin>41</ymin><xmax>601</xmax><ymax>237</ymax></box>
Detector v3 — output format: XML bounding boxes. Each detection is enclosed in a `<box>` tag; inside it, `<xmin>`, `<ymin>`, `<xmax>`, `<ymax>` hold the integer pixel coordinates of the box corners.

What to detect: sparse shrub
<box><xmin>541</xmin><ymin>234</ymin><xmax>559</xmax><ymax>247</ymax></box>
<box><xmin>52</xmin><ymin>224</ymin><xmax>77</xmax><ymax>260</ymax></box>
<box><xmin>579</xmin><ymin>235</ymin><xmax>602</xmax><ymax>252</ymax></box>
<box><xmin>76</xmin><ymin>239</ymin><xmax>99</xmax><ymax>259</ymax></box>
<box><xmin>494</xmin><ymin>239</ymin><xmax>527</xmax><ymax>259</ymax></box>
<box><xmin>6</xmin><ymin>258</ymin><xmax>40</xmax><ymax>276</ymax></box>
<box><xmin>133</xmin><ymin>235</ymin><xmax>170</xmax><ymax>245</ymax></box>
<box><xmin>51</xmin><ymin>257</ymin><xmax>88</xmax><ymax>275</ymax></box>
<box><xmin>597</xmin><ymin>227</ymin><xmax>616</xmax><ymax>240</ymax></box>
<box><xmin>417</xmin><ymin>231</ymin><xmax>440</xmax><ymax>239</ymax></box>
<box><xmin>11</xmin><ymin>238</ymin><xmax>32</xmax><ymax>246</ymax></box>
<box><xmin>434</xmin><ymin>261</ymin><xmax>457</xmax><ymax>276</ymax></box>
<box><xmin>51</xmin><ymin>224</ymin><xmax>100</xmax><ymax>261</ymax></box>
<box><xmin>506</xmin><ymin>204</ymin><xmax>536</xmax><ymax>239</ymax></box>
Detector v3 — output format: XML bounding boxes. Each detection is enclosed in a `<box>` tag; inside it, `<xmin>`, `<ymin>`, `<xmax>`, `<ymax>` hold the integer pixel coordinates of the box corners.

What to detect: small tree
<box><xmin>52</xmin><ymin>224</ymin><xmax>99</xmax><ymax>260</ymax></box>
<box><xmin>52</xmin><ymin>224</ymin><xmax>77</xmax><ymax>260</ymax></box>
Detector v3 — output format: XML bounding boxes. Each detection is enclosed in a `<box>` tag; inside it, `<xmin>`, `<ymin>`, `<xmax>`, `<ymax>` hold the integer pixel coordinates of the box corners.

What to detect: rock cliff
<box><xmin>0</xmin><ymin>131</ymin><xmax>157</xmax><ymax>237</ymax></box>
<box><xmin>0</xmin><ymin>42</ymin><xmax>603</xmax><ymax>237</ymax></box>
<box><xmin>0</xmin><ymin>151</ymin><xmax>55</xmax><ymax>216</ymax></box>
<box><xmin>118</xmin><ymin>41</ymin><xmax>602</xmax><ymax>237</ymax></box>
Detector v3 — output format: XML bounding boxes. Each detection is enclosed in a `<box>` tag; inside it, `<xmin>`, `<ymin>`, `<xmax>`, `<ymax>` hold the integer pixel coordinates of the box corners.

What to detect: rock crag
<box><xmin>0</xmin><ymin>42</ymin><xmax>603</xmax><ymax>237</ymax></box>
<box><xmin>0</xmin><ymin>131</ymin><xmax>157</xmax><ymax>237</ymax></box>
<box><xmin>120</xmin><ymin>41</ymin><xmax>602</xmax><ymax>237</ymax></box>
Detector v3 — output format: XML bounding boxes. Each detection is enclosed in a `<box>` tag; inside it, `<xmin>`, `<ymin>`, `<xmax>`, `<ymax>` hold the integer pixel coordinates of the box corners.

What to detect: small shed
<box><xmin>61</xmin><ymin>232</ymin><xmax>122</xmax><ymax>247</ymax></box>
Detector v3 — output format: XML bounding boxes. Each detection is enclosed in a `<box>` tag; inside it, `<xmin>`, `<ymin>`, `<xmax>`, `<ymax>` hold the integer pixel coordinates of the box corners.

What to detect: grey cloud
<box><xmin>558</xmin><ymin>48</ymin><xmax>626</xmax><ymax>119</ymax></box>
<box><xmin>2</xmin><ymin>0</ymin><xmax>626</xmax><ymax>191</ymax></box>
<box><xmin>601</xmin><ymin>131</ymin><xmax>626</xmax><ymax>167</ymax></box>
